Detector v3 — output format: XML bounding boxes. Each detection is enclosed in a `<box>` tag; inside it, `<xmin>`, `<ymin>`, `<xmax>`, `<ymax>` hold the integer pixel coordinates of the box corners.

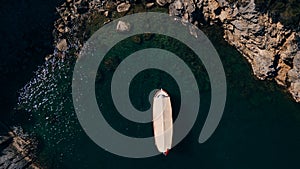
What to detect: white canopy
<box><xmin>152</xmin><ymin>89</ymin><xmax>173</xmax><ymax>154</ymax></box>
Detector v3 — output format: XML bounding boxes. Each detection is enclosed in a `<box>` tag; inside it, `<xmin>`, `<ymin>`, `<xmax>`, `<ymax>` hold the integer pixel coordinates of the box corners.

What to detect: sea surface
<box><xmin>2</xmin><ymin>2</ymin><xmax>300</xmax><ymax>169</ymax></box>
<box><xmin>15</xmin><ymin>25</ymin><xmax>300</xmax><ymax>169</ymax></box>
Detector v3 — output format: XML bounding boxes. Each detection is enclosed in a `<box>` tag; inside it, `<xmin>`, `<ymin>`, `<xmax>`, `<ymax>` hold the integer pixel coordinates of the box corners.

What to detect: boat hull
<box><xmin>152</xmin><ymin>89</ymin><xmax>173</xmax><ymax>155</ymax></box>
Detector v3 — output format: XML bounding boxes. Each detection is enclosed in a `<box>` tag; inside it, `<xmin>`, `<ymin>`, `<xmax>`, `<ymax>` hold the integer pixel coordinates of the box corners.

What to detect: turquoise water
<box><xmin>17</xmin><ymin>25</ymin><xmax>300</xmax><ymax>169</ymax></box>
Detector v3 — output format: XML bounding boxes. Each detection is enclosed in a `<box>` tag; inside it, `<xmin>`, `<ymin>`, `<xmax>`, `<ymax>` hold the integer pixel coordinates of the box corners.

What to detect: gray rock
<box><xmin>117</xmin><ymin>2</ymin><xmax>131</xmax><ymax>13</ymax></box>
<box><xmin>252</xmin><ymin>50</ymin><xmax>276</xmax><ymax>79</ymax></box>
<box><xmin>231</xmin><ymin>20</ymin><xmax>248</xmax><ymax>31</ymax></box>
<box><xmin>293</xmin><ymin>52</ymin><xmax>300</xmax><ymax>70</ymax></box>
<box><xmin>169</xmin><ymin>0</ymin><xmax>195</xmax><ymax>22</ymax></box>
<box><xmin>173</xmin><ymin>0</ymin><xmax>183</xmax><ymax>10</ymax></box>
<box><xmin>146</xmin><ymin>3</ymin><xmax>155</xmax><ymax>8</ymax></box>
<box><xmin>156</xmin><ymin>0</ymin><xmax>168</xmax><ymax>6</ymax></box>
<box><xmin>116</xmin><ymin>21</ymin><xmax>131</xmax><ymax>32</ymax></box>
<box><xmin>56</xmin><ymin>39</ymin><xmax>68</xmax><ymax>51</ymax></box>
<box><xmin>289</xmin><ymin>81</ymin><xmax>300</xmax><ymax>101</ymax></box>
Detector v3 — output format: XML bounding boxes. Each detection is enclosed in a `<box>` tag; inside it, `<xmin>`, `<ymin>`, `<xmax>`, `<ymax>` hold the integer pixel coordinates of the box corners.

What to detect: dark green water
<box><xmin>16</xmin><ymin>24</ymin><xmax>300</xmax><ymax>169</ymax></box>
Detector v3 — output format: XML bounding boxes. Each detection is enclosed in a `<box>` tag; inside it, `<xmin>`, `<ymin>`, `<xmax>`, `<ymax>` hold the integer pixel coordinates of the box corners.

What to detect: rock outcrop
<box><xmin>169</xmin><ymin>0</ymin><xmax>300</xmax><ymax>102</ymax></box>
<box><xmin>0</xmin><ymin>125</ymin><xmax>40</xmax><ymax>169</ymax></box>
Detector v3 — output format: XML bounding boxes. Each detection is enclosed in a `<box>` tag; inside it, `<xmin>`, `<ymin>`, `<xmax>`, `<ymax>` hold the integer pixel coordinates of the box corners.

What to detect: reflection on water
<box><xmin>17</xmin><ymin>26</ymin><xmax>300</xmax><ymax>168</ymax></box>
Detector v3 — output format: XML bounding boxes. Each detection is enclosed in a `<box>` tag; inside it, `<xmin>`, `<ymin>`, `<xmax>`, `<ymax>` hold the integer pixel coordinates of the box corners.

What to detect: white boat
<box><xmin>152</xmin><ymin>89</ymin><xmax>173</xmax><ymax>156</ymax></box>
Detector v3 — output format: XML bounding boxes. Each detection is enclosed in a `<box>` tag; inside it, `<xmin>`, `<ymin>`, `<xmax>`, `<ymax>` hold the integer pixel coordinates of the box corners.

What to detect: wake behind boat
<box><xmin>152</xmin><ymin>89</ymin><xmax>173</xmax><ymax>156</ymax></box>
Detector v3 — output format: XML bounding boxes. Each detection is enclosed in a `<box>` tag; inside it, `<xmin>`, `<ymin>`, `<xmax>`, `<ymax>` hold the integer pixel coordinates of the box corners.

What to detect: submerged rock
<box><xmin>132</xmin><ymin>35</ymin><xmax>142</xmax><ymax>44</ymax></box>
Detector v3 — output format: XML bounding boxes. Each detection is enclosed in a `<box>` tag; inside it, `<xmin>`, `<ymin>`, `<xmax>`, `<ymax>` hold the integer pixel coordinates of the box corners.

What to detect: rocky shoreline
<box><xmin>0</xmin><ymin>125</ymin><xmax>40</xmax><ymax>169</ymax></box>
<box><xmin>168</xmin><ymin>0</ymin><xmax>300</xmax><ymax>102</ymax></box>
<box><xmin>50</xmin><ymin>0</ymin><xmax>300</xmax><ymax>102</ymax></box>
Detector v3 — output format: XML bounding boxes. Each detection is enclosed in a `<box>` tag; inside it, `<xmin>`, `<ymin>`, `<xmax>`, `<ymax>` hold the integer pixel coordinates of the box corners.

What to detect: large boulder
<box><xmin>117</xmin><ymin>3</ymin><xmax>131</xmax><ymax>13</ymax></box>
<box><xmin>116</xmin><ymin>21</ymin><xmax>131</xmax><ymax>32</ymax></box>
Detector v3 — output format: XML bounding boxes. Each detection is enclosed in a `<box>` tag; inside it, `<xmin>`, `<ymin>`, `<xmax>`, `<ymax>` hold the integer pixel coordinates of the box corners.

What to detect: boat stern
<box><xmin>163</xmin><ymin>149</ymin><xmax>170</xmax><ymax>156</ymax></box>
